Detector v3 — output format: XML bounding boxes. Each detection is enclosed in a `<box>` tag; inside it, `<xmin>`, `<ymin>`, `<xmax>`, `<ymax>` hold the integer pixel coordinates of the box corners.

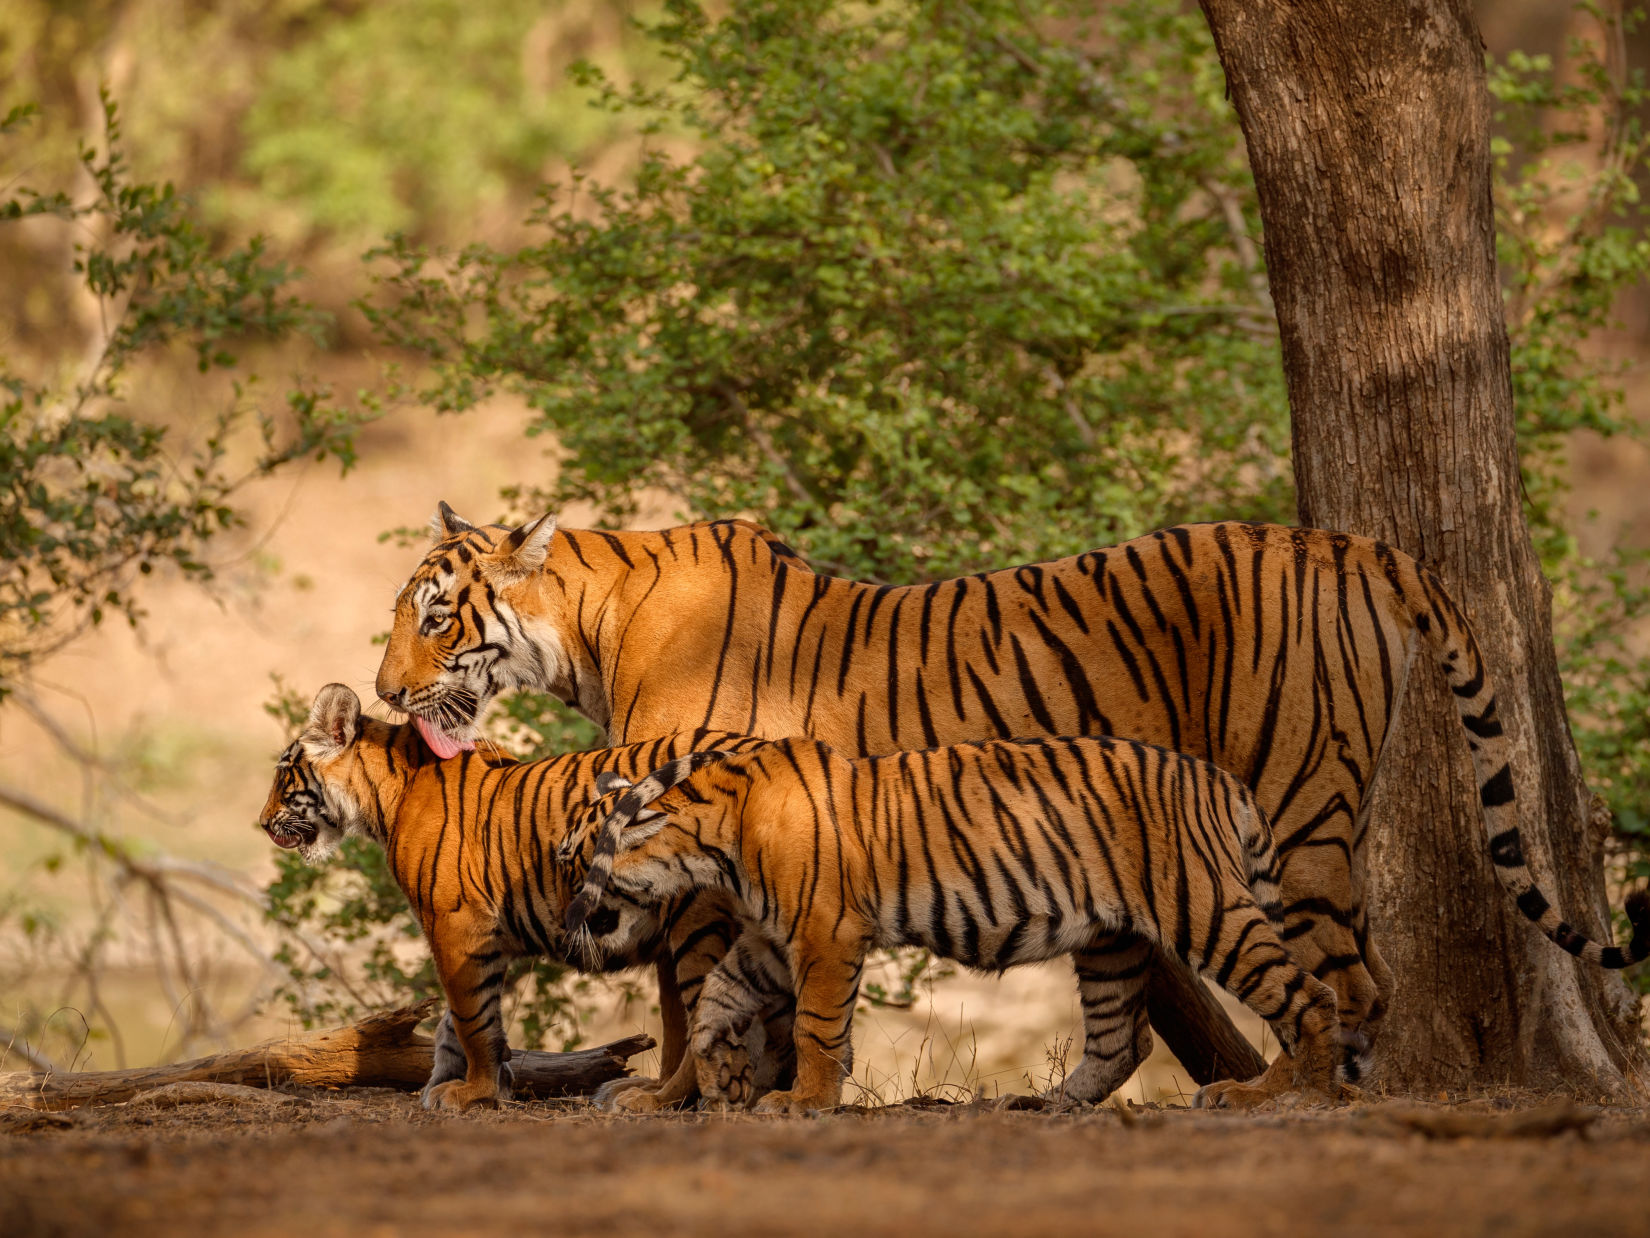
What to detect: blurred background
<box><xmin>2</xmin><ymin>0</ymin><xmax>1646</xmax><ymax>1102</ymax></box>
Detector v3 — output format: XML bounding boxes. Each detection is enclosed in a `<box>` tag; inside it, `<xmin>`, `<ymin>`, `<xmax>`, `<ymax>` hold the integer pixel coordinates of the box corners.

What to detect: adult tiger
<box><xmin>561</xmin><ymin>740</ymin><xmax>1649</xmax><ymax>1113</ymax></box>
<box><xmin>255</xmin><ymin>682</ymin><xmax>780</xmax><ymax>1111</ymax></box>
<box><xmin>376</xmin><ymin>507</ymin><xmax>1525</xmax><ymax>1093</ymax></box>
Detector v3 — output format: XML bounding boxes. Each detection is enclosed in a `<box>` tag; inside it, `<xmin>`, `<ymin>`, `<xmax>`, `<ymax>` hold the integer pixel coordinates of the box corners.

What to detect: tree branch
<box><xmin>0</xmin><ymin>1025</ymin><xmax>58</xmax><ymax>1073</ymax></box>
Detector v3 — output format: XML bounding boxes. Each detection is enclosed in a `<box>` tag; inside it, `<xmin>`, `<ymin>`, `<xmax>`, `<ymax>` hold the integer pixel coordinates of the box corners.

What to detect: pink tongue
<box><xmin>414</xmin><ymin>715</ymin><xmax>474</xmax><ymax>760</ymax></box>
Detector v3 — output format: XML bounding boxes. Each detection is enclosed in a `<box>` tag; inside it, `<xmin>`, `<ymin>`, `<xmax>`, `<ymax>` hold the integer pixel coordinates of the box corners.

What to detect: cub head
<box><xmin>258</xmin><ymin>684</ymin><xmax>381</xmax><ymax>864</ymax></box>
<box><xmin>374</xmin><ymin>502</ymin><xmax>571</xmax><ymax>757</ymax></box>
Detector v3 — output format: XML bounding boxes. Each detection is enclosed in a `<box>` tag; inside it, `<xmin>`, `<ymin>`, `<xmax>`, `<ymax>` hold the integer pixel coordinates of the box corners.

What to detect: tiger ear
<box><xmin>429</xmin><ymin>501</ymin><xmax>476</xmax><ymax>542</ymax></box>
<box><xmin>618</xmin><ymin>810</ymin><xmax>667</xmax><ymax>848</ymax></box>
<box><xmin>594</xmin><ymin>772</ymin><xmax>634</xmax><ymax>797</ymax></box>
<box><xmin>491</xmin><ymin>512</ymin><xmax>557</xmax><ymax>583</ymax></box>
<box><xmin>305</xmin><ymin>684</ymin><xmax>361</xmax><ymax>756</ymax></box>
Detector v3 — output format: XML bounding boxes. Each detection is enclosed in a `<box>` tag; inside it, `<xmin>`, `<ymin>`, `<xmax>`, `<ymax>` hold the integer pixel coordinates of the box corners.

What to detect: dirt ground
<box><xmin>2</xmin><ymin>1090</ymin><xmax>1648</xmax><ymax>1238</ymax></box>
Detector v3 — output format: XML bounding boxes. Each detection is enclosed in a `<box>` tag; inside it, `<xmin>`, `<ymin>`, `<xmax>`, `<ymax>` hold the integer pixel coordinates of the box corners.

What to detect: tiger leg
<box><xmin>1275</xmin><ymin>794</ymin><xmax>1385</xmax><ymax>1079</ymax></box>
<box><xmin>694</xmin><ymin>933</ymin><xmax>794</xmax><ymax>1112</ymax></box>
<box><xmin>656</xmin><ymin>955</ymin><xmax>689</xmax><ymax>1074</ymax></box>
<box><xmin>1344</xmin><ymin>906</ymin><xmax>1391</xmax><ymax>1084</ymax></box>
<box><xmin>754</xmin><ymin>992</ymin><xmax>799</xmax><ymax>1093</ymax></box>
<box><xmin>1053</xmin><ymin>935</ymin><xmax>1153</xmax><ymax>1104</ymax></box>
<box><xmin>422</xmin><ymin>922</ymin><xmax>513</xmax><ymax>1113</ymax></box>
<box><xmin>1194</xmin><ymin>903</ymin><xmax>1341</xmax><ymax>1111</ymax></box>
<box><xmin>753</xmin><ymin>935</ymin><xmax>866</xmax><ymax>1115</ymax></box>
<box><xmin>1272</xmin><ymin>893</ymin><xmax>1380</xmax><ymax>1086</ymax></box>
<box><xmin>606</xmin><ymin>1044</ymin><xmax>702</xmax><ymax>1114</ymax></box>
<box><xmin>421</xmin><ymin>1009</ymin><xmax>516</xmax><ymax>1106</ymax></box>
<box><xmin>592</xmin><ymin>897</ymin><xmax>737</xmax><ymax>1110</ymax></box>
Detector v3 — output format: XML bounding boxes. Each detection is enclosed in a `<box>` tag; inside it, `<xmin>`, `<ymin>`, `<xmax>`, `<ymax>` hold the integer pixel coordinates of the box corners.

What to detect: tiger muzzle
<box><xmin>260</xmin><ymin>814</ymin><xmax>317</xmax><ymax>850</ymax></box>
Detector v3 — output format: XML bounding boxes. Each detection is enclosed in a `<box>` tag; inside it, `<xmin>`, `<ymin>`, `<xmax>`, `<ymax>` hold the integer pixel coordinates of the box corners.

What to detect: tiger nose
<box><xmin>378</xmin><ymin>685</ymin><xmax>408</xmax><ymax>709</ymax></box>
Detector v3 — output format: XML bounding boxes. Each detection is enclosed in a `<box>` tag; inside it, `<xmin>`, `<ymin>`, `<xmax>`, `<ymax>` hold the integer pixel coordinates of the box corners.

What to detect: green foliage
<box><xmin>490</xmin><ymin>688</ymin><xmax>607</xmax><ymax>761</ymax></box>
<box><xmin>241</xmin><ymin>0</ymin><xmax>658</xmax><ymax>243</ymax></box>
<box><xmin>0</xmin><ymin>94</ymin><xmax>368</xmax><ymax>695</ymax></box>
<box><xmin>273</xmin><ymin>0</ymin><xmax>1650</xmax><ymax>1018</ymax></box>
<box><xmin>1492</xmin><ymin>2</ymin><xmax>1650</xmax><ymax>553</ymax></box>
<box><xmin>1489</xmin><ymin>5</ymin><xmax>1650</xmax><ymax>894</ymax></box>
<box><xmin>367</xmin><ymin>0</ymin><xmax>1289</xmax><ymax>582</ymax></box>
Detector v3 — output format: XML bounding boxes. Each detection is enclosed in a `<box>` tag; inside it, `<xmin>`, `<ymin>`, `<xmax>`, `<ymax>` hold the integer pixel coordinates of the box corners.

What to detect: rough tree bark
<box><xmin>1196</xmin><ymin>0</ymin><xmax>1644</xmax><ymax>1092</ymax></box>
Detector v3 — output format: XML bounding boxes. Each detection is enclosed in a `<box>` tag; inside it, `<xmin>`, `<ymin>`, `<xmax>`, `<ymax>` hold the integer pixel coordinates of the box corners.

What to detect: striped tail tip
<box><xmin>1619</xmin><ymin>888</ymin><xmax>1650</xmax><ymax>966</ymax></box>
<box><xmin>1582</xmin><ymin>888</ymin><xmax>1650</xmax><ymax>971</ymax></box>
<box><xmin>564</xmin><ymin>889</ymin><xmax>598</xmax><ymax>933</ymax></box>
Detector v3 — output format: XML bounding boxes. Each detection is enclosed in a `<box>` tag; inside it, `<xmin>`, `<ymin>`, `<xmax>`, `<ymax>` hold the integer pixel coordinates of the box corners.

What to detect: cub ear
<box><xmin>594</xmin><ymin>771</ymin><xmax>634</xmax><ymax>797</ymax></box>
<box><xmin>490</xmin><ymin>512</ymin><xmax>557</xmax><ymax>583</ymax></box>
<box><xmin>429</xmin><ymin>500</ymin><xmax>476</xmax><ymax>542</ymax></box>
<box><xmin>305</xmin><ymin>684</ymin><xmax>361</xmax><ymax>755</ymax></box>
<box><xmin>619</xmin><ymin>809</ymin><xmax>667</xmax><ymax>849</ymax></box>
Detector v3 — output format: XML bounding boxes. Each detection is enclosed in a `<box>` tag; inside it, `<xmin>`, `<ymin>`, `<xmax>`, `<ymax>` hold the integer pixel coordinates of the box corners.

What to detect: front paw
<box><xmin>751</xmin><ymin>1088</ymin><xmax>834</xmax><ymax>1116</ymax></box>
<box><xmin>422</xmin><ymin>1078</ymin><xmax>502</xmax><ymax>1113</ymax></box>
<box><xmin>695</xmin><ymin>1030</ymin><xmax>755</xmax><ymax>1112</ymax></box>
<box><xmin>426</xmin><ymin>1061</ymin><xmax>512</xmax><ymax>1108</ymax></box>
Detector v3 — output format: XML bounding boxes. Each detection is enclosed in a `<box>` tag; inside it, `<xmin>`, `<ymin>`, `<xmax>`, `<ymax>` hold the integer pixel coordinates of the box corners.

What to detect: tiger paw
<box><xmin>591</xmin><ymin>1076</ymin><xmax>661</xmax><ymax>1111</ymax></box>
<box><xmin>751</xmin><ymin>1088</ymin><xmax>834</xmax><ymax>1116</ymax></box>
<box><xmin>1193</xmin><ymin>1078</ymin><xmax>1275</xmax><ymax>1111</ymax></box>
<box><xmin>422</xmin><ymin>1078</ymin><xmax>502</xmax><ymax>1113</ymax></box>
<box><xmin>695</xmin><ymin>1031</ymin><xmax>755</xmax><ymax>1112</ymax></box>
<box><xmin>612</xmin><ymin>1085</ymin><xmax>686</xmax><ymax>1114</ymax></box>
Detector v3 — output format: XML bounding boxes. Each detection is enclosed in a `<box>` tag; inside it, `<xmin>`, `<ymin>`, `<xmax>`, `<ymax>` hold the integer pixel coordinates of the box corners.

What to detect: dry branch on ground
<box><xmin>0</xmin><ymin>1000</ymin><xmax>653</xmax><ymax>1111</ymax></box>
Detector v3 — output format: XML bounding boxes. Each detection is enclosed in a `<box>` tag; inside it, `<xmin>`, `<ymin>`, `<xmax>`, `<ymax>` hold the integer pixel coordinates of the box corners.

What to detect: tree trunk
<box><xmin>1196</xmin><ymin>0</ymin><xmax>1644</xmax><ymax>1092</ymax></box>
<box><xmin>0</xmin><ymin>1002</ymin><xmax>655</xmax><ymax>1111</ymax></box>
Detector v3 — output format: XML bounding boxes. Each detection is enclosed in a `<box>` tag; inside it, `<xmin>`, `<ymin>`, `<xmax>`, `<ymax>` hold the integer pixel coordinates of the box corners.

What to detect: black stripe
<box><xmin>1487</xmin><ymin>827</ymin><xmax>1525</xmax><ymax>868</ymax></box>
<box><xmin>1462</xmin><ymin>699</ymin><xmax>1503</xmax><ymax>739</ymax></box>
<box><xmin>1480</xmin><ymin>764</ymin><xmax>1515</xmax><ymax>808</ymax></box>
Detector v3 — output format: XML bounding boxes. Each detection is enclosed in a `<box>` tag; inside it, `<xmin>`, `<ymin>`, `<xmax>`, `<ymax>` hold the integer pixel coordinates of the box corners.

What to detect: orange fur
<box><xmin>256</xmin><ymin>684</ymin><xmax>771</xmax><ymax>1111</ymax></box>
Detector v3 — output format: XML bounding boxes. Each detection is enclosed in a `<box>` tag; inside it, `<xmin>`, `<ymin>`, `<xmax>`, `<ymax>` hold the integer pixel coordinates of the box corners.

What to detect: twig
<box><xmin>1200</xmin><ymin>176</ymin><xmax>1273</xmax><ymax>312</ymax></box>
<box><xmin>0</xmin><ymin>1024</ymin><xmax>58</xmax><ymax>1072</ymax></box>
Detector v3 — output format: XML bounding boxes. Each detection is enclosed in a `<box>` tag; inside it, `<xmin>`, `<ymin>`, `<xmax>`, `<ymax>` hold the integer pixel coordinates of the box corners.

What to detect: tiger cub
<box><xmin>560</xmin><ymin>735</ymin><xmax>1346</xmax><ymax>1113</ymax></box>
<box><xmin>255</xmin><ymin>683</ymin><xmax>773</xmax><ymax>1112</ymax></box>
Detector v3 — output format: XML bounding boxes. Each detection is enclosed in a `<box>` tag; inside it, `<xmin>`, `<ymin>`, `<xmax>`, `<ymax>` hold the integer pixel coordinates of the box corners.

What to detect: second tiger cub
<box><xmin>561</xmin><ymin>735</ymin><xmax>1344</xmax><ymax>1112</ymax></box>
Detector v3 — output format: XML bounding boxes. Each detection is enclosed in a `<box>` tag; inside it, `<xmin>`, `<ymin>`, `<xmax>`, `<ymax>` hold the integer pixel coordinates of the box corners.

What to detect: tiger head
<box><xmin>375</xmin><ymin>502</ymin><xmax>583</xmax><ymax>756</ymax></box>
<box><xmin>258</xmin><ymin>684</ymin><xmax>391</xmax><ymax>864</ymax></box>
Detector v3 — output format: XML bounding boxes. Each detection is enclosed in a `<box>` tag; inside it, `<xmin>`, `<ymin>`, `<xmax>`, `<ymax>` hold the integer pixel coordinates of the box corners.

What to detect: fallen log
<box><xmin>0</xmin><ymin>1000</ymin><xmax>654</xmax><ymax>1111</ymax></box>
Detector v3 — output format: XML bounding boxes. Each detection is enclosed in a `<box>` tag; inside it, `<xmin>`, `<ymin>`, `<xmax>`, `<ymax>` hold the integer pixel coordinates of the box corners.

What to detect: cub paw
<box><xmin>613</xmin><ymin>1086</ymin><xmax>683</xmax><ymax>1114</ymax></box>
<box><xmin>421</xmin><ymin>1011</ymin><xmax>467</xmax><ymax>1102</ymax></box>
<box><xmin>592</xmin><ymin>1075</ymin><xmax>660</xmax><ymax>1111</ymax></box>
<box><xmin>1194</xmin><ymin>1078</ymin><xmax>1277</xmax><ymax>1111</ymax></box>
<box><xmin>422</xmin><ymin>1079</ymin><xmax>501</xmax><ymax>1113</ymax></box>
<box><xmin>751</xmin><ymin>1089</ymin><xmax>832</xmax><ymax>1116</ymax></box>
<box><xmin>696</xmin><ymin>1030</ymin><xmax>756</xmax><ymax>1112</ymax></box>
